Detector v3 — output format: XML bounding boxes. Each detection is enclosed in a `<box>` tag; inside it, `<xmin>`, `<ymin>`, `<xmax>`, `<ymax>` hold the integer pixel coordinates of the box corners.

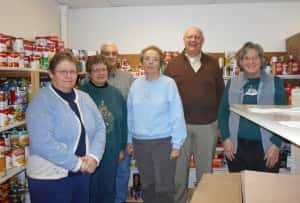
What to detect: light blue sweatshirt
<box><xmin>127</xmin><ymin>75</ymin><xmax>187</xmax><ymax>149</ymax></box>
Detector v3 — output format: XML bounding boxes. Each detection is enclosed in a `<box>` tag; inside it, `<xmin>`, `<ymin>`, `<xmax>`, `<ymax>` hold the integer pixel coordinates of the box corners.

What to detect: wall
<box><xmin>69</xmin><ymin>2</ymin><xmax>300</xmax><ymax>53</ymax></box>
<box><xmin>0</xmin><ymin>0</ymin><xmax>60</xmax><ymax>39</ymax></box>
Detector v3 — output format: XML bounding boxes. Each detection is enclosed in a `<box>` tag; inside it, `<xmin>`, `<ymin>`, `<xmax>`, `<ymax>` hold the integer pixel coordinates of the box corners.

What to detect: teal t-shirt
<box><xmin>218</xmin><ymin>76</ymin><xmax>287</xmax><ymax>147</ymax></box>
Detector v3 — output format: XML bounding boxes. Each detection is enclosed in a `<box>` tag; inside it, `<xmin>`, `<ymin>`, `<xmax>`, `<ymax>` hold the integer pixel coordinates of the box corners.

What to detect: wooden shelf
<box><xmin>0</xmin><ymin>166</ymin><xmax>26</xmax><ymax>184</ymax></box>
<box><xmin>0</xmin><ymin>120</ymin><xmax>26</xmax><ymax>133</ymax></box>
<box><xmin>0</xmin><ymin>67</ymin><xmax>48</xmax><ymax>73</ymax></box>
<box><xmin>277</xmin><ymin>75</ymin><xmax>300</xmax><ymax>80</ymax></box>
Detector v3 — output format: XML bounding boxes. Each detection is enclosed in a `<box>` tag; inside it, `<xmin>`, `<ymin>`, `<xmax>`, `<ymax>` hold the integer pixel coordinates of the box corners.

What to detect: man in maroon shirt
<box><xmin>165</xmin><ymin>26</ymin><xmax>225</xmax><ymax>203</ymax></box>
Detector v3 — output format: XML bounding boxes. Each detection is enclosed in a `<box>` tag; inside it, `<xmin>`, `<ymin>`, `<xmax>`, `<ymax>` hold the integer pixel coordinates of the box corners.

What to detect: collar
<box><xmin>185</xmin><ymin>52</ymin><xmax>202</xmax><ymax>60</ymax></box>
<box><xmin>89</xmin><ymin>80</ymin><xmax>108</xmax><ymax>88</ymax></box>
<box><xmin>108</xmin><ymin>66</ymin><xmax>117</xmax><ymax>78</ymax></box>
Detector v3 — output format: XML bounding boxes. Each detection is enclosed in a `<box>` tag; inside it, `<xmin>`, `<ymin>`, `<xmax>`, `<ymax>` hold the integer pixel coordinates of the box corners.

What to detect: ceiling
<box><xmin>57</xmin><ymin>0</ymin><xmax>300</xmax><ymax>9</ymax></box>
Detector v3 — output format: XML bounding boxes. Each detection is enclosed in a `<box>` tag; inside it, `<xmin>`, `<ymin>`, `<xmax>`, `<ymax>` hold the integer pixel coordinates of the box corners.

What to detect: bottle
<box><xmin>270</xmin><ymin>56</ymin><xmax>278</xmax><ymax>75</ymax></box>
<box><xmin>287</xmin><ymin>54</ymin><xmax>295</xmax><ymax>75</ymax></box>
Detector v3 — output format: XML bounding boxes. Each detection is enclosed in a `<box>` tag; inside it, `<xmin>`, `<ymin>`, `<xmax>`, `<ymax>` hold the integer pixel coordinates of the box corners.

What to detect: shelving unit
<box><xmin>0</xmin><ymin>166</ymin><xmax>26</xmax><ymax>184</ymax></box>
<box><xmin>0</xmin><ymin>67</ymin><xmax>49</xmax><ymax>95</ymax></box>
<box><xmin>277</xmin><ymin>75</ymin><xmax>300</xmax><ymax>80</ymax></box>
<box><xmin>0</xmin><ymin>120</ymin><xmax>26</xmax><ymax>133</ymax></box>
<box><xmin>0</xmin><ymin>120</ymin><xmax>26</xmax><ymax>184</ymax></box>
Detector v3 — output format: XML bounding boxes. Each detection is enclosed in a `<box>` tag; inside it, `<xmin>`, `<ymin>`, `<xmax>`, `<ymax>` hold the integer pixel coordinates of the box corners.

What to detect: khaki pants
<box><xmin>175</xmin><ymin>122</ymin><xmax>218</xmax><ymax>203</ymax></box>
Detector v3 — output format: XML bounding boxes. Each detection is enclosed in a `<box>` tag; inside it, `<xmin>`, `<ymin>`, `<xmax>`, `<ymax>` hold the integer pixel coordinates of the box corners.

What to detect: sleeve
<box><xmin>120</xmin><ymin>93</ymin><xmax>128</xmax><ymax>150</ymax></box>
<box><xmin>164</xmin><ymin>63</ymin><xmax>172</xmax><ymax>77</ymax></box>
<box><xmin>127</xmin><ymin>86</ymin><xmax>134</xmax><ymax>144</ymax></box>
<box><xmin>218</xmin><ymin>80</ymin><xmax>231</xmax><ymax>142</ymax></box>
<box><xmin>85</xmin><ymin>94</ymin><xmax>106</xmax><ymax>165</ymax></box>
<box><xmin>169</xmin><ymin>80</ymin><xmax>187</xmax><ymax>149</ymax></box>
<box><xmin>215</xmin><ymin>62</ymin><xmax>225</xmax><ymax>108</ymax></box>
<box><xmin>26</xmin><ymin>93</ymin><xmax>79</xmax><ymax>171</ymax></box>
<box><xmin>270</xmin><ymin>77</ymin><xmax>288</xmax><ymax>147</ymax></box>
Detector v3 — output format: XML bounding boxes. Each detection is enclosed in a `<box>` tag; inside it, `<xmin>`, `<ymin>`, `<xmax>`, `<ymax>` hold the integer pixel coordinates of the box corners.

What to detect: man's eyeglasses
<box><xmin>102</xmin><ymin>51</ymin><xmax>118</xmax><ymax>56</ymax></box>
<box><xmin>185</xmin><ymin>35</ymin><xmax>202</xmax><ymax>40</ymax></box>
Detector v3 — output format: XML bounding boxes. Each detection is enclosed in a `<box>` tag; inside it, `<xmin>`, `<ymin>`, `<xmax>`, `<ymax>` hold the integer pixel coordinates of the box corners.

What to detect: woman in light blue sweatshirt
<box><xmin>127</xmin><ymin>45</ymin><xmax>187</xmax><ymax>203</ymax></box>
<box><xmin>26</xmin><ymin>51</ymin><xmax>106</xmax><ymax>203</ymax></box>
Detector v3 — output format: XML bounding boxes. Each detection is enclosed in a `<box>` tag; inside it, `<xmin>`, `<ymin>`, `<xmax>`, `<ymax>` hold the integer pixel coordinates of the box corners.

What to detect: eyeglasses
<box><xmin>243</xmin><ymin>56</ymin><xmax>260</xmax><ymax>62</ymax></box>
<box><xmin>143</xmin><ymin>57</ymin><xmax>160</xmax><ymax>62</ymax></box>
<box><xmin>91</xmin><ymin>67</ymin><xmax>107</xmax><ymax>73</ymax></box>
<box><xmin>185</xmin><ymin>35</ymin><xmax>202</xmax><ymax>40</ymax></box>
<box><xmin>55</xmin><ymin>70</ymin><xmax>78</xmax><ymax>76</ymax></box>
<box><xmin>101</xmin><ymin>51</ymin><xmax>118</xmax><ymax>56</ymax></box>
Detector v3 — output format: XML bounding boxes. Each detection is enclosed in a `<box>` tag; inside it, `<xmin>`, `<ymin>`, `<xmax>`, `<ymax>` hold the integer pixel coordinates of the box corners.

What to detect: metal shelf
<box><xmin>0</xmin><ymin>166</ymin><xmax>26</xmax><ymax>184</ymax></box>
<box><xmin>0</xmin><ymin>120</ymin><xmax>26</xmax><ymax>133</ymax></box>
<box><xmin>276</xmin><ymin>75</ymin><xmax>300</xmax><ymax>80</ymax></box>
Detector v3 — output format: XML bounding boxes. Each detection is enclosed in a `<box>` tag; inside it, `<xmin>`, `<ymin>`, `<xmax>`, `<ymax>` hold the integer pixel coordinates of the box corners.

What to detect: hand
<box><xmin>79</xmin><ymin>156</ymin><xmax>89</xmax><ymax>173</ymax></box>
<box><xmin>265</xmin><ymin>144</ymin><xmax>280</xmax><ymax>168</ymax></box>
<box><xmin>119</xmin><ymin>150</ymin><xmax>125</xmax><ymax>161</ymax></box>
<box><xmin>169</xmin><ymin>148</ymin><xmax>180</xmax><ymax>160</ymax></box>
<box><xmin>80</xmin><ymin>156</ymin><xmax>98</xmax><ymax>174</ymax></box>
<box><xmin>223</xmin><ymin>138</ymin><xmax>235</xmax><ymax>161</ymax></box>
<box><xmin>127</xmin><ymin>143</ymin><xmax>134</xmax><ymax>156</ymax></box>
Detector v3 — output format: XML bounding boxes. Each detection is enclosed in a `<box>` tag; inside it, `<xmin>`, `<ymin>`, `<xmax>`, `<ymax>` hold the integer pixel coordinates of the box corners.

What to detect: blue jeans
<box><xmin>115</xmin><ymin>152</ymin><xmax>131</xmax><ymax>203</ymax></box>
<box><xmin>90</xmin><ymin>158</ymin><xmax>118</xmax><ymax>203</ymax></box>
<box><xmin>28</xmin><ymin>173</ymin><xmax>90</xmax><ymax>203</ymax></box>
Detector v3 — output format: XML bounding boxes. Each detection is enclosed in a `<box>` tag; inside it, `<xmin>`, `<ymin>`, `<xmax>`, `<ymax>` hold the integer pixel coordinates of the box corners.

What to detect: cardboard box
<box><xmin>286</xmin><ymin>32</ymin><xmax>300</xmax><ymax>60</ymax></box>
<box><xmin>191</xmin><ymin>170</ymin><xmax>300</xmax><ymax>203</ymax></box>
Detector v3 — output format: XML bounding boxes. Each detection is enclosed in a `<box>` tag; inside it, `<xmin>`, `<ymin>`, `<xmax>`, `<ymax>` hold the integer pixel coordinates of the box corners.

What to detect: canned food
<box><xmin>0</xmin><ymin>137</ymin><xmax>6</xmax><ymax>177</ymax></box>
<box><xmin>5</xmin><ymin>149</ymin><xmax>12</xmax><ymax>170</ymax></box>
<box><xmin>0</xmin><ymin>91</ymin><xmax>8</xmax><ymax>110</ymax></box>
<box><xmin>35</xmin><ymin>36</ymin><xmax>48</xmax><ymax>47</ymax></box>
<box><xmin>13</xmin><ymin>38</ymin><xmax>24</xmax><ymax>53</ymax></box>
<box><xmin>0</xmin><ymin>51</ymin><xmax>8</xmax><ymax>66</ymax></box>
<box><xmin>19</xmin><ymin>130</ymin><xmax>29</xmax><ymax>147</ymax></box>
<box><xmin>10</xmin><ymin>130</ymin><xmax>19</xmax><ymax>146</ymax></box>
<box><xmin>12</xmin><ymin>147</ymin><xmax>25</xmax><ymax>167</ymax></box>
<box><xmin>24</xmin><ymin>56</ymin><xmax>30</xmax><ymax>68</ymax></box>
<box><xmin>292</xmin><ymin>61</ymin><xmax>299</xmax><ymax>75</ymax></box>
<box><xmin>7</xmin><ymin>52</ymin><xmax>20</xmax><ymax>67</ymax></box>
<box><xmin>33</xmin><ymin>45</ymin><xmax>43</xmax><ymax>57</ymax></box>
<box><xmin>30</xmin><ymin>55</ymin><xmax>41</xmax><ymax>69</ymax></box>
<box><xmin>24</xmin><ymin>44</ymin><xmax>33</xmax><ymax>56</ymax></box>
<box><xmin>18</xmin><ymin>52</ymin><xmax>25</xmax><ymax>68</ymax></box>
<box><xmin>0</xmin><ymin>112</ymin><xmax>8</xmax><ymax>127</ymax></box>
<box><xmin>0</xmin><ymin>38</ymin><xmax>8</xmax><ymax>52</ymax></box>
<box><xmin>47</xmin><ymin>36</ymin><xmax>59</xmax><ymax>45</ymax></box>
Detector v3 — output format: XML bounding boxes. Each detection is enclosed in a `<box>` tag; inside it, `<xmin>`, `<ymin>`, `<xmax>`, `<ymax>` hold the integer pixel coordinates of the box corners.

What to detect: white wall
<box><xmin>69</xmin><ymin>2</ymin><xmax>300</xmax><ymax>53</ymax></box>
<box><xmin>0</xmin><ymin>0</ymin><xmax>60</xmax><ymax>39</ymax></box>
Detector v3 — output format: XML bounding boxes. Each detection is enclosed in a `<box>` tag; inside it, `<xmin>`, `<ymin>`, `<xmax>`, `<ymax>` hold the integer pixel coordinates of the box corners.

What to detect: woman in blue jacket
<box><xmin>26</xmin><ymin>51</ymin><xmax>106</xmax><ymax>203</ymax></box>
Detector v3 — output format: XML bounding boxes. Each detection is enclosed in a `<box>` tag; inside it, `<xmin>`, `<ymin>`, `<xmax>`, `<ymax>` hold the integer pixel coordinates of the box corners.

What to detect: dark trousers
<box><xmin>90</xmin><ymin>158</ymin><xmax>118</xmax><ymax>203</ymax></box>
<box><xmin>28</xmin><ymin>173</ymin><xmax>90</xmax><ymax>203</ymax></box>
<box><xmin>227</xmin><ymin>138</ymin><xmax>280</xmax><ymax>173</ymax></box>
<box><xmin>133</xmin><ymin>137</ymin><xmax>176</xmax><ymax>203</ymax></box>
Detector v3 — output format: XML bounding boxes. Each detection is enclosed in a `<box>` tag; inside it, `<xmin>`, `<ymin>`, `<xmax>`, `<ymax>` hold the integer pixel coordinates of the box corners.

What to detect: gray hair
<box><xmin>237</xmin><ymin>41</ymin><xmax>265</xmax><ymax>68</ymax></box>
<box><xmin>100</xmin><ymin>42</ymin><xmax>119</xmax><ymax>54</ymax></box>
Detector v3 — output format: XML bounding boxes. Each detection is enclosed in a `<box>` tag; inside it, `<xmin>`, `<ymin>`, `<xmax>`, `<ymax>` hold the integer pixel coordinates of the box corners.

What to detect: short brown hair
<box><xmin>86</xmin><ymin>55</ymin><xmax>107</xmax><ymax>73</ymax></box>
<box><xmin>49</xmin><ymin>50</ymin><xmax>78</xmax><ymax>73</ymax></box>
<box><xmin>140</xmin><ymin>45</ymin><xmax>164</xmax><ymax>66</ymax></box>
<box><xmin>237</xmin><ymin>41</ymin><xmax>265</xmax><ymax>68</ymax></box>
